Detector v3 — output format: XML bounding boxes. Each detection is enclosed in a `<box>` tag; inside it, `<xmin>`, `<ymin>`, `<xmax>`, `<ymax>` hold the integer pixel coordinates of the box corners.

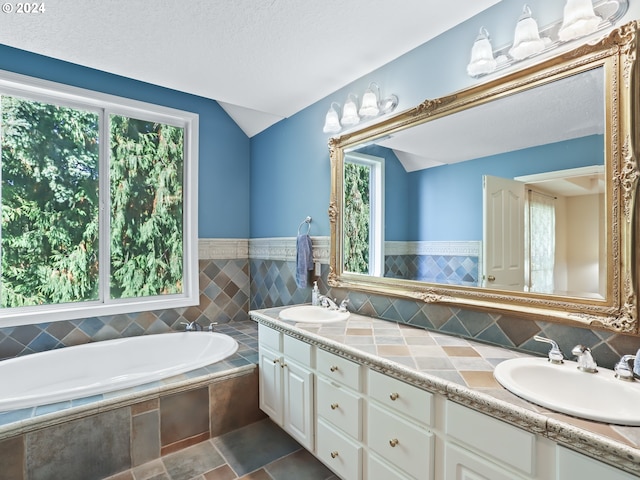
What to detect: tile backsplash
<box><xmin>249</xmin><ymin>238</ymin><xmax>640</xmax><ymax>371</ymax></box>
<box><xmin>1</xmin><ymin>236</ymin><xmax>639</xmax><ymax>371</ymax></box>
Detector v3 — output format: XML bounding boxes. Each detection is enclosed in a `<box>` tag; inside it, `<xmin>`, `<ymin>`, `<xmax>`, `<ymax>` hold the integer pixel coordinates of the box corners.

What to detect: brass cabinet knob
<box><xmin>272</xmin><ymin>359</ymin><xmax>279</xmax><ymax>365</ymax></box>
<box><xmin>330</xmin><ymin>451</ymin><xmax>339</xmax><ymax>458</ymax></box>
<box><xmin>389</xmin><ymin>392</ymin><xmax>399</xmax><ymax>401</ymax></box>
<box><xmin>487</xmin><ymin>275</ymin><xmax>496</xmax><ymax>281</ymax></box>
<box><xmin>330</xmin><ymin>365</ymin><xmax>339</xmax><ymax>372</ymax></box>
<box><xmin>389</xmin><ymin>438</ymin><xmax>399</xmax><ymax>447</ymax></box>
<box><xmin>280</xmin><ymin>362</ymin><xmax>287</xmax><ymax>369</ymax></box>
<box><xmin>330</xmin><ymin>403</ymin><xmax>339</xmax><ymax>410</ymax></box>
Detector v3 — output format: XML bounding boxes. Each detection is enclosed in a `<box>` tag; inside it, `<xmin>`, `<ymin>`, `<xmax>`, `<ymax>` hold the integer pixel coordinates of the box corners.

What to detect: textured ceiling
<box><xmin>0</xmin><ymin>0</ymin><xmax>499</xmax><ymax>136</ymax></box>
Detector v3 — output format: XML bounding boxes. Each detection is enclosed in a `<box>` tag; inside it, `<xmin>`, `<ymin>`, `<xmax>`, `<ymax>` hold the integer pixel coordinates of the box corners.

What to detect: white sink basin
<box><xmin>494</xmin><ymin>357</ymin><xmax>640</xmax><ymax>425</ymax></box>
<box><xmin>279</xmin><ymin>305</ymin><xmax>350</xmax><ymax>323</ymax></box>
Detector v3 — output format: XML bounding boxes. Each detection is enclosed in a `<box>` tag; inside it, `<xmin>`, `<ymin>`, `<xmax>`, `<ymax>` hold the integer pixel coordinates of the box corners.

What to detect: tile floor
<box><xmin>106</xmin><ymin>418</ymin><xmax>338</xmax><ymax>480</ymax></box>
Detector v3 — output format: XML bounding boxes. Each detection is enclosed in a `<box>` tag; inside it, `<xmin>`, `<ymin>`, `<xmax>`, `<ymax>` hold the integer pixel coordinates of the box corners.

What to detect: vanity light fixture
<box><xmin>466</xmin><ymin>27</ymin><xmax>498</xmax><ymax>76</ymax></box>
<box><xmin>322</xmin><ymin>85</ymin><xmax>399</xmax><ymax>134</ymax></box>
<box><xmin>322</xmin><ymin>102</ymin><xmax>342</xmax><ymax>134</ymax></box>
<box><xmin>359</xmin><ymin>82</ymin><xmax>381</xmax><ymax>117</ymax></box>
<box><xmin>558</xmin><ymin>0</ymin><xmax>602</xmax><ymax>41</ymax></box>
<box><xmin>509</xmin><ymin>4</ymin><xmax>547</xmax><ymax>60</ymax></box>
<box><xmin>341</xmin><ymin>94</ymin><xmax>361</xmax><ymax>127</ymax></box>
<box><xmin>466</xmin><ymin>0</ymin><xmax>627</xmax><ymax>78</ymax></box>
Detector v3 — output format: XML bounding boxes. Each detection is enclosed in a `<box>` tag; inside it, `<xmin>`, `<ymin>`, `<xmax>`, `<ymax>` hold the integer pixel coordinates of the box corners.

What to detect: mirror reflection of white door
<box><xmin>483</xmin><ymin>175</ymin><xmax>525</xmax><ymax>290</ymax></box>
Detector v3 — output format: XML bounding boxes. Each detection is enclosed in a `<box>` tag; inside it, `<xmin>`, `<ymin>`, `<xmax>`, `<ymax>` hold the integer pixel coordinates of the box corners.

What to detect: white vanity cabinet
<box><xmin>258</xmin><ymin>324</ymin><xmax>314</xmax><ymax>451</ymax></box>
<box><xmin>366</xmin><ymin>370</ymin><xmax>435</xmax><ymax>480</ymax></box>
<box><xmin>443</xmin><ymin>400</ymin><xmax>550</xmax><ymax>480</ymax></box>
<box><xmin>315</xmin><ymin>348</ymin><xmax>364</xmax><ymax>480</ymax></box>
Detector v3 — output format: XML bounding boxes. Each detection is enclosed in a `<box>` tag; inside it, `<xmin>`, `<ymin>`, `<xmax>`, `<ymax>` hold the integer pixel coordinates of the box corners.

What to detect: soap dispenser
<box><xmin>312</xmin><ymin>281</ymin><xmax>319</xmax><ymax>306</ymax></box>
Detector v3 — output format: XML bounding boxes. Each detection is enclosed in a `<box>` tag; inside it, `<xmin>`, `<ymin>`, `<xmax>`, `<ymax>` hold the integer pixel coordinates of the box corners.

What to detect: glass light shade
<box><xmin>467</xmin><ymin>27</ymin><xmax>497</xmax><ymax>77</ymax></box>
<box><xmin>341</xmin><ymin>95</ymin><xmax>360</xmax><ymax>126</ymax></box>
<box><xmin>359</xmin><ymin>84</ymin><xmax>380</xmax><ymax>117</ymax></box>
<box><xmin>322</xmin><ymin>103</ymin><xmax>342</xmax><ymax>134</ymax></box>
<box><xmin>509</xmin><ymin>5</ymin><xmax>545</xmax><ymax>60</ymax></box>
<box><xmin>558</xmin><ymin>0</ymin><xmax>601</xmax><ymax>41</ymax></box>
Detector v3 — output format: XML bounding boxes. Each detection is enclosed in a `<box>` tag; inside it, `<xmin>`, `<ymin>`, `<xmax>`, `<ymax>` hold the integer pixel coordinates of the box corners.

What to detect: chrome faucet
<box><xmin>339</xmin><ymin>298</ymin><xmax>350</xmax><ymax>312</ymax></box>
<box><xmin>318</xmin><ymin>295</ymin><xmax>339</xmax><ymax>310</ymax></box>
<box><xmin>534</xmin><ymin>335</ymin><xmax>564</xmax><ymax>364</ymax></box>
<box><xmin>180</xmin><ymin>320</ymin><xmax>203</xmax><ymax>332</ymax></box>
<box><xmin>614</xmin><ymin>354</ymin><xmax>636</xmax><ymax>381</ymax></box>
<box><xmin>571</xmin><ymin>345</ymin><xmax>597</xmax><ymax>373</ymax></box>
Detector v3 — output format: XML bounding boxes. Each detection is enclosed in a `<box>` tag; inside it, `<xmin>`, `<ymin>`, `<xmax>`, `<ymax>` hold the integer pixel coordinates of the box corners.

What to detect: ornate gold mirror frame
<box><xmin>329</xmin><ymin>22</ymin><xmax>640</xmax><ymax>334</ymax></box>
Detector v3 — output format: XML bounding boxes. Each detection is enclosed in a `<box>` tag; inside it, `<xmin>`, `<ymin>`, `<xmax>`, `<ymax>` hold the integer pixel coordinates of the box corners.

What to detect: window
<box><xmin>343</xmin><ymin>152</ymin><xmax>384</xmax><ymax>276</ymax></box>
<box><xmin>0</xmin><ymin>71</ymin><xmax>198</xmax><ymax>326</ymax></box>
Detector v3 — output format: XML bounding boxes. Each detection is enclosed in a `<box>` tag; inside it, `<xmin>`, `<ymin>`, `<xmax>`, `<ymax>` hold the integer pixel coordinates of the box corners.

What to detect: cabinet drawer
<box><xmin>317</xmin><ymin>376</ymin><xmax>362</xmax><ymax>440</ymax></box>
<box><xmin>283</xmin><ymin>334</ymin><xmax>313</xmax><ymax>367</ymax></box>
<box><xmin>317</xmin><ymin>419</ymin><xmax>362</xmax><ymax>480</ymax></box>
<box><xmin>444</xmin><ymin>443</ymin><xmax>525</xmax><ymax>480</ymax></box>
<box><xmin>368</xmin><ymin>453</ymin><xmax>412</xmax><ymax>480</ymax></box>
<box><xmin>446</xmin><ymin>400</ymin><xmax>535</xmax><ymax>475</ymax></box>
<box><xmin>367</xmin><ymin>403</ymin><xmax>434</xmax><ymax>480</ymax></box>
<box><xmin>317</xmin><ymin>348</ymin><xmax>361</xmax><ymax>390</ymax></box>
<box><xmin>258</xmin><ymin>323</ymin><xmax>281</xmax><ymax>351</ymax></box>
<box><xmin>368</xmin><ymin>369</ymin><xmax>433</xmax><ymax>426</ymax></box>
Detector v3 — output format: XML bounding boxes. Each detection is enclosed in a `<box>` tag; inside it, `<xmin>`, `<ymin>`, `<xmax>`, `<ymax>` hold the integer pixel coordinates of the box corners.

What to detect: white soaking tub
<box><xmin>0</xmin><ymin>332</ymin><xmax>238</xmax><ymax>412</ymax></box>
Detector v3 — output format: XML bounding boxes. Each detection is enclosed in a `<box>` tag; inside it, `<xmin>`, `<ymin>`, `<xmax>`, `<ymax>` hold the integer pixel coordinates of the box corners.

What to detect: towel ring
<box><xmin>298</xmin><ymin>216</ymin><xmax>312</xmax><ymax>235</ymax></box>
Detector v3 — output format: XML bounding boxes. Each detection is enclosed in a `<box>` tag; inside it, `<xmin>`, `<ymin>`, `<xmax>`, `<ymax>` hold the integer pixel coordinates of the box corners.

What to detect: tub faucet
<box><xmin>339</xmin><ymin>298</ymin><xmax>350</xmax><ymax>312</ymax></box>
<box><xmin>533</xmin><ymin>335</ymin><xmax>564</xmax><ymax>364</ymax></box>
<box><xmin>571</xmin><ymin>345</ymin><xmax>597</xmax><ymax>373</ymax></box>
<box><xmin>180</xmin><ymin>320</ymin><xmax>203</xmax><ymax>332</ymax></box>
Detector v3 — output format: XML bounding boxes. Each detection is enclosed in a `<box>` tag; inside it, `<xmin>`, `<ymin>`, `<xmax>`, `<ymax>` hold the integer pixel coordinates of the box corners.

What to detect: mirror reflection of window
<box><xmin>527</xmin><ymin>190</ymin><xmax>556</xmax><ymax>294</ymax></box>
<box><xmin>343</xmin><ymin>153</ymin><xmax>384</xmax><ymax>276</ymax></box>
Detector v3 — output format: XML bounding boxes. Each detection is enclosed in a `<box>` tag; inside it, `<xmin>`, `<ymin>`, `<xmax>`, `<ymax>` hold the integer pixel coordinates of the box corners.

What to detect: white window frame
<box><xmin>344</xmin><ymin>152</ymin><xmax>385</xmax><ymax>277</ymax></box>
<box><xmin>0</xmin><ymin>70</ymin><xmax>199</xmax><ymax>327</ymax></box>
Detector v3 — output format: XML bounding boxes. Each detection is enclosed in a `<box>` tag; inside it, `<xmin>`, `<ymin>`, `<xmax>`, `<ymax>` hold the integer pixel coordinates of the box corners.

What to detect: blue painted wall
<box><xmin>0</xmin><ymin>45</ymin><xmax>251</xmax><ymax>238</ymax></box>
<box><xmin>249</xmin><ymin>0</ymin><xmax>638</xmax><ymax>238</ymax></box>
<box><xmin>409</xmin><ymin>134</ymin><xmax>604</xmax><ymax>241</ymax></box>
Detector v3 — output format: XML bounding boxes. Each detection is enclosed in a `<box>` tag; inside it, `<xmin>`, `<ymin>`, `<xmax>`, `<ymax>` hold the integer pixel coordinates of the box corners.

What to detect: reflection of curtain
<box><xmin>529</xmin><ymin>190</ymin><xmax>555</xmax><ymax>293</ymax></box>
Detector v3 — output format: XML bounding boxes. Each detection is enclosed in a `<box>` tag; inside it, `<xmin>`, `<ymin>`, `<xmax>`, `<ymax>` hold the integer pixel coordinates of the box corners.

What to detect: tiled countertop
<box><xmin>250</xmin><ymin>307</ymin><xmax>640</xmax><ymax>476</ymax></box>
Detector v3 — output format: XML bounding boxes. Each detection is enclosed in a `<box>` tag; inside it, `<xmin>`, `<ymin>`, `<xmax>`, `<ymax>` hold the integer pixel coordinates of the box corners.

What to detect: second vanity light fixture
<box><xmin>322</xmin><ymin>82</ymin><xmax>398</xmax><ymax>134</ymax></box>
<box><xmin>466</xmin><ymin>0</ymin><xmax>628</xmax><ymax>78</ymax></box>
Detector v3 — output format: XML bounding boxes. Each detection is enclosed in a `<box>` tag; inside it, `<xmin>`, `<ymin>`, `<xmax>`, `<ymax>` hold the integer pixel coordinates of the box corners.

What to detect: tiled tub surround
<box><xmin>251</xmin><ymin>307</ymin><xmax>640</xmax><ymax>477</ymax></box>
<box><xmin>0</xmin><ymin>253</ymin><xmax>250</xmax><ymax>360</ymax></box>
<box><xmin>0</xmin><ymin>321</ymin><xmax>263</xmax><ymax>480</ymax></box>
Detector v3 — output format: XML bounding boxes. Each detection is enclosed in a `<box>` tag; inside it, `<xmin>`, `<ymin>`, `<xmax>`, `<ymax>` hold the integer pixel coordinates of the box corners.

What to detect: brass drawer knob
<box><xmin>330</xmin><ymin>365</ymin><xmax>339</xmax><ymax>372</ymax></box>
<box><xmin>389</xmin><ymin>392</ymin><xmax>399</xmax><ymax>401</ymax></box>
<box><xmin>330</xmin><ymin>403</ymin><xmax>339</xmax><ymax>410</ymax></box>
<box><xmin>331</xmin><ymin>451</ymin><xmax>339</xmax><ymax>458</ymax></box>
<box><xmin>389</xmin><ymin>438</ymin><xmax>399</xmax><ymax>447</ymax></box>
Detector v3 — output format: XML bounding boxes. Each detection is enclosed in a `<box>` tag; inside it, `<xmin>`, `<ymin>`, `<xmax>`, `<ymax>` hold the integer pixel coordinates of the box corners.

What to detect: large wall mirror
<box><xmin>329</xmin><ymin>22</ymin><xmax>640</xmax><ymax>334</ymax></box>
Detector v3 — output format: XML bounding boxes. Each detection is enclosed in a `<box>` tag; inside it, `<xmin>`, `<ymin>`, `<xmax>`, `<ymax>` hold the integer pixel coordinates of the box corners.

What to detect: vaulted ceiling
<box><xmin>0</xmin><ymin>0</ymin><xmax>499</xmax><ymax>136</ymax></box>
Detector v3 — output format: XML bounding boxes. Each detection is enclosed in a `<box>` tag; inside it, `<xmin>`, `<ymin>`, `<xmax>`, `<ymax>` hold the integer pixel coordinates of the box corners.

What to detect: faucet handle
<box><xmin>615</xmin><ymin>354</ymin><xmax>636</xmax><ymax>381</ymax></box>
<box><xmin>339</xmin><ymin>298</ymin><xmax>350</xmax><ymax>312</ymax></box>
<box><xmin>534</xmin><ymin>335</ymin><xmax>564</xmax><ymax>364</ymax></box>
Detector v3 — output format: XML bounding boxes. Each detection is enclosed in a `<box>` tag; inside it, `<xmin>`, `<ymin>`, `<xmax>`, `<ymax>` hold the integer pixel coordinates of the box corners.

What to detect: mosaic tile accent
<box><xmin>0</xmin><ymin>258</ymin><xmax>250</xmax><ymax>360</ymax></box>
<box><xmin>384</xmin><ymin>253</ymin><xmax>479</xmax><ymax>286</ymax></box>
<box><xmin>249</xmin><ymin>257</ymin><xmax>640</xmax><ymax>370</ymax></box>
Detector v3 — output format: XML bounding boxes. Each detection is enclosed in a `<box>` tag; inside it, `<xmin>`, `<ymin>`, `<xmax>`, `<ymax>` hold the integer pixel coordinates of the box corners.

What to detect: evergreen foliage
<box><xmin>343</xmin><ymin>162</ymin><xmax>370</xmax><ymax>274</ymax></box>
<box><xmin>0</xmin><ymin>96</ymin><xmax>184</xmax><ymax>308</ymax></box>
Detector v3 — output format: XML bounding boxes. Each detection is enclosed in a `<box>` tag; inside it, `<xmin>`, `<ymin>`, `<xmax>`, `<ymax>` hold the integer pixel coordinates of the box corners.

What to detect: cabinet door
<box><xmin>283</xmin><ymin>359</ymin><xmax>314</xmax><ymax>450</ymax></box>
<box><xmin>259</xmin><ymin>347</ymin><xmax>283</xmax><ymax>424</ymax></box>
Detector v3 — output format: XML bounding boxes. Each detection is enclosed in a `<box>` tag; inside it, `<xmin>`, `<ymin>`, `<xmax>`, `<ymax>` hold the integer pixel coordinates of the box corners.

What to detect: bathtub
<box><xmin>0</xmin><ymin>332</ymin><xmax>238</xmax><ymax>412</ymax></box>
